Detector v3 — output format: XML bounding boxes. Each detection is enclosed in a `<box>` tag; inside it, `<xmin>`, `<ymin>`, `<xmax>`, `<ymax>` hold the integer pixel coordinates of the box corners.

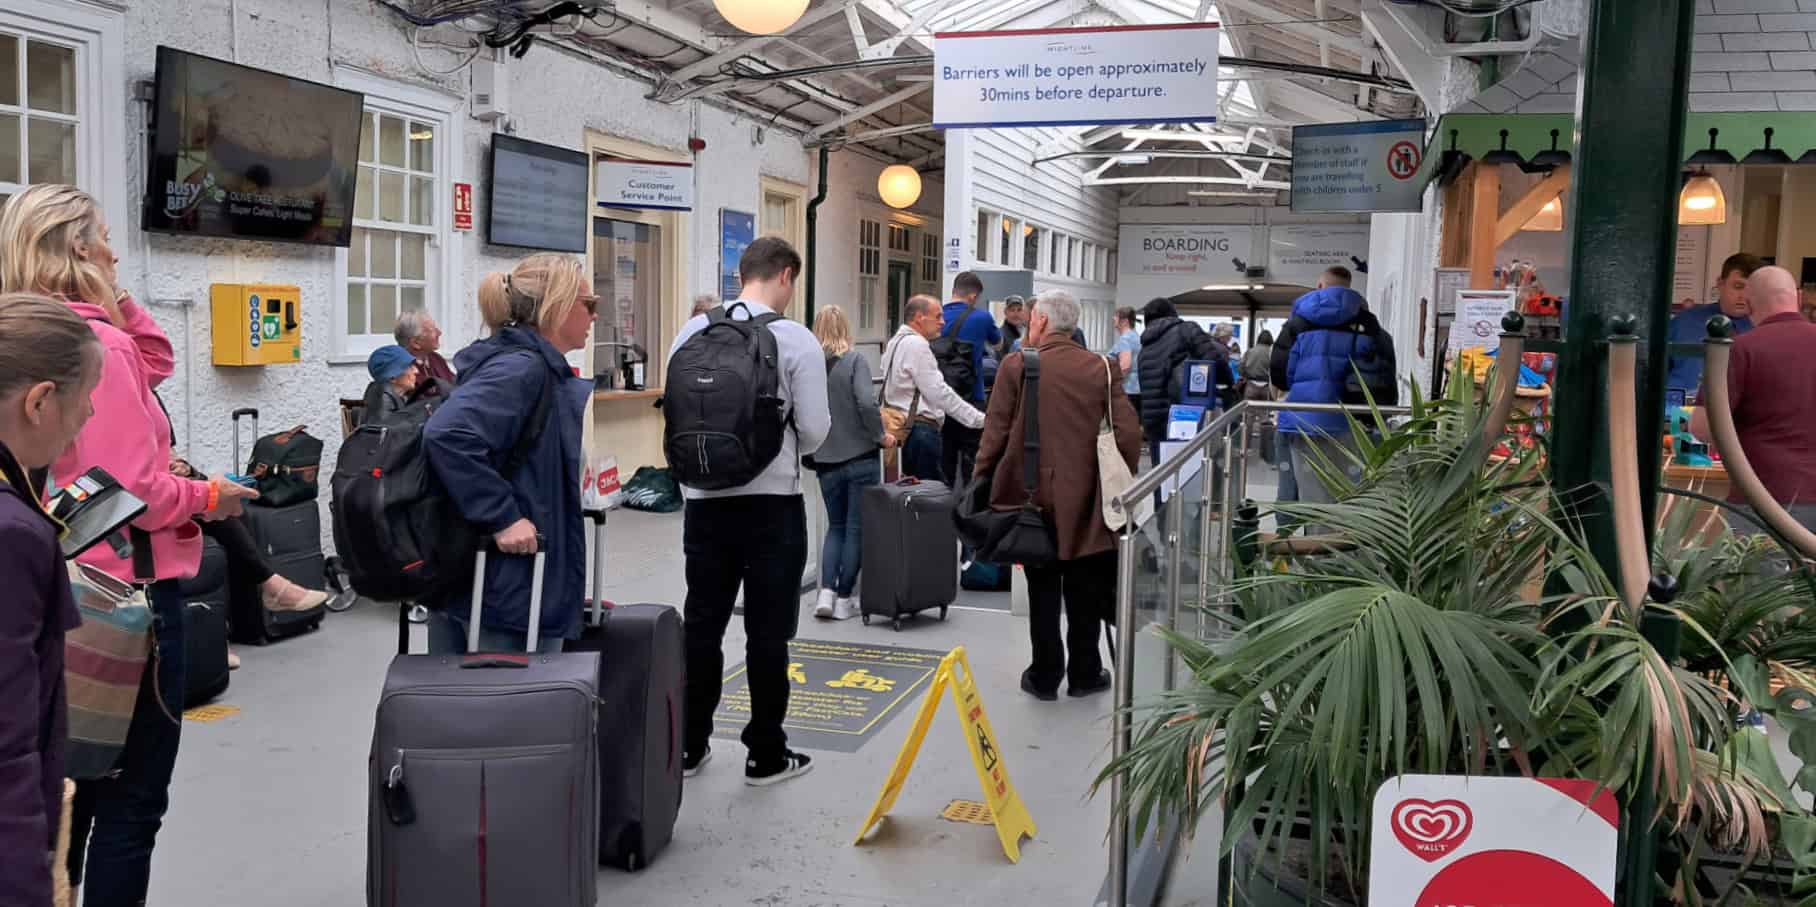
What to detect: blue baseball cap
<box><xmin>367</xmin><ymin>344</ymin><xmax>415</xmax><ymax>382</ymax></box>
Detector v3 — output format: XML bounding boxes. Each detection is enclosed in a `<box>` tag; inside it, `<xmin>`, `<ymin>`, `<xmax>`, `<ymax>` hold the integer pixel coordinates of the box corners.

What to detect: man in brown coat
<box><xmin>975</xmin><ymin>290</ymin><xmax>1143</xmax><ymax>701</ymax></box>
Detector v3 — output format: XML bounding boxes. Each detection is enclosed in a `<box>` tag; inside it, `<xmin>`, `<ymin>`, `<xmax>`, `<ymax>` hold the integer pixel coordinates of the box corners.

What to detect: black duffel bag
<box><xmin>954</xmin><ymin>349</ymin><xmax>1057</xmax><ymax>568</ymax></box>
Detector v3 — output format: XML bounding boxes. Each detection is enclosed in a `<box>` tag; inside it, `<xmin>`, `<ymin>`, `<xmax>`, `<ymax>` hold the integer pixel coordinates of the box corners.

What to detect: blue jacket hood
<box><xmin>1292</xmin><ymin>287</ymin><xmax>1367</xmax><ymax>328</ymax></box>
<box><xmin>453</xmin><ymin>324</ymin><xmax>570</xmax><ymax>377</ymax></box>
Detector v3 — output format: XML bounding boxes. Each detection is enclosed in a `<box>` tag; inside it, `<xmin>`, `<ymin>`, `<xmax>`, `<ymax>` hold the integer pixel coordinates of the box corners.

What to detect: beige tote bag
<box><xmin>1099</xmin><ymin>357</ymin><xmax>1151</xmax><ymax>531</ymax></box>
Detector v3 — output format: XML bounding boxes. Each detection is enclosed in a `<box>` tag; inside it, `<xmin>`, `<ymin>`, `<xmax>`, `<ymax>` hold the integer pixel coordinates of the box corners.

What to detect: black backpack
<box><xmin>662</xmin><ymin>303</ymin><xmax>788</xmax><ymax>491</ymax></box>
<box><xmin>329</xmin><ymin>364</ymin><xmax>551</xmax><ymax>603</ymax></box>
<box><xmin>928</xmin><ymin>299</ymin><xmax>982</xmax><ymax>400</ymax></box>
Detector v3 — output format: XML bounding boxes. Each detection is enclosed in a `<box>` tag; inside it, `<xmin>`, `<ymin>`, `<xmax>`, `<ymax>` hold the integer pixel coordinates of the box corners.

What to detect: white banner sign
<box><xmin>933</xmin><ymin>24</ymin><xmax>1220</xmax><ymax>129</ymax></box>
<box><xmin>1116</xmin><ymin>223</ymin><xmax>1258</xmax><ymax>303</ymax></box>
<box><xmin>1291</xmin><ymin>118</ymin><xmax>1428</xmax><ymax>213</ymax></box>
<box><xmin>1266</xmin><ymin>224</ymin><xmax>1371</xmax><ymax>295</ymax></box>
<box><xmin>596</xmin><ymin>157</ymin><xmax>693</xmax><ymax>211</ymax></box>
<box><xmin>1448</xmin><ymin>289</ymin><xmax>1518</xmax><ymax>354</ymax></box>
<box><xmin>1369</xmin><ymin>775</ymin><xmax>1617</xmax><ymax>907</ymax></box>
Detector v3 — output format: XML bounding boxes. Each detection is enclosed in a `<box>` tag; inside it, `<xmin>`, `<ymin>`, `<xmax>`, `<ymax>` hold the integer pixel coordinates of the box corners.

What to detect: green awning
<box><xmin>1426</xmin><ymin>112</ymin><xmax>1816</xmax><ymax>167</ymax></box>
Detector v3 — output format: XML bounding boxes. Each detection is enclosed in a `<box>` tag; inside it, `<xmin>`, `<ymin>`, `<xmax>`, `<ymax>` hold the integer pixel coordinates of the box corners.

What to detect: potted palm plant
<box><xmin>1099</xmin><ymin>372</ymin><xmax>1816</xmax><ymax>905</ymax></box>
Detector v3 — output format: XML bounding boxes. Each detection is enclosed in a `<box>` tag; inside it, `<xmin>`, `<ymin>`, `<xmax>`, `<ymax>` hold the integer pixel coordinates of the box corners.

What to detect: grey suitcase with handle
<box><xmin>860</xmin><ymin>477</ymin><xmax>957</xmax><ymax>630</ymax></box>
<box><xmin>367</xmin><ymin>544</ymin><xmax>600</xmax><ymax>907</ymax></box>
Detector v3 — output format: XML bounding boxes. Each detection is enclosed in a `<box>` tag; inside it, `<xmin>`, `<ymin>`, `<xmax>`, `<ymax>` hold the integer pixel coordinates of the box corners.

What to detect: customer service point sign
<box><xmin>854</xmin><ymin>646</ymin><xmax>1037</xmax><ymax>863</ymax></box>
<box><xmin>933</xmin><ymin>24</ymin><xmax>1219</xmax><ymax>129</ymax></box>
<box><xmin>1369</xmin><ymin>775</ymin><xmax>1618</xmax><ymax>906</ymax></box>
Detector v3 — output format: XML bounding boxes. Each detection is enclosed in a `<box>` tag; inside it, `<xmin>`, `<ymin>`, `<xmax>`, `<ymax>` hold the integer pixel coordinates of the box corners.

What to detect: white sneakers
<box><xmin>814</xmin><ymin>589</ymin><xmax>860</xmax><ymax>620</ymax></box>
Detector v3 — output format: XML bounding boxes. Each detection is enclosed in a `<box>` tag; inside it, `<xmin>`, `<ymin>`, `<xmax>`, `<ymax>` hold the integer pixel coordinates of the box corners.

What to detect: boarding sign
<box><xmin>933</xmin><ymin>24</ymin><xmax>1219</xmax><ymax>129</ymax></box>
<box><xmin>1369</xmin><ymin>775</ymin><xmax>1618</xmax><ymax>907</ymax></box>
<box><xmin>596</xmin><ymin>157</ymin><xmax>693</xmax><ymax>211</ymax></box>
<box><xmin>1291</xmin><ymin>119</ymin><xmax>1428</xmax><ymax>213</ymax></box>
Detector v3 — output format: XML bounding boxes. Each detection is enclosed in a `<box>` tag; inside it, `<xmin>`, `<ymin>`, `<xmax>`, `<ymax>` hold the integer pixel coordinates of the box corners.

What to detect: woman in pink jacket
<box><xmin>0</xmin><ymin>184</ymin><xmax>257</xmax><ymax>906</ymax></box>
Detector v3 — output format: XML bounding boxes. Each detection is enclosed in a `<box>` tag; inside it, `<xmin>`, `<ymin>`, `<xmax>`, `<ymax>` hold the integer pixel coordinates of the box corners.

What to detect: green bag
<box><xmin>620</xmin><ymin>466</ymin><xmax>682</xmax><ymax>514</ymax></box>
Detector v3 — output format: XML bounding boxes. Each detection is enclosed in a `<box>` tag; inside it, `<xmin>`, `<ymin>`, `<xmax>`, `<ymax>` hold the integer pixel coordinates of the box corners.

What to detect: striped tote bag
<box><xmin>63</xmin><ymin>561</ymin><xmax>155</xmax><ymax>779</ymax></box>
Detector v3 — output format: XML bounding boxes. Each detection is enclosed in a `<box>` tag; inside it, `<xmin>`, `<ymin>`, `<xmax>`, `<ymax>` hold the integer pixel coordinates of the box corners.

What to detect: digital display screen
<box><xmin>488</xmin><ymin>134</ymin><xmax>588</xmax><ymax>253</ymax></box>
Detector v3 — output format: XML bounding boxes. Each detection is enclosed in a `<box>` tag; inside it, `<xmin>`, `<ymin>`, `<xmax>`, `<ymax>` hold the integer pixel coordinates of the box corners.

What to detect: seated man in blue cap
<box><xmin>361</xmin><ymin>344</ymin><xmax>423</xmax><ymax>426</ymax></box>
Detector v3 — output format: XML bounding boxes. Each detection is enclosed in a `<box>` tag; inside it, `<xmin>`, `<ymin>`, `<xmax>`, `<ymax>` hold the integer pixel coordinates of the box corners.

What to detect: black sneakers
<box><xmin>1020</xmin><ymin>669</ymin><xmax>1058</xmax><ymax>702</ymax></box>
<box><xmin>1069</xmin><ymin>669</ymin><xmax>1113</xmax><ymax>698</ymax></box>
<box><xmin>745</xmin><ymin>750</ymin><xmax>813</xmax><ymax>787</ymax></box>
<box><xmin>682</xmin><ymin>745</ymin><xmax>712</xmax><ymax>778</ymax></box>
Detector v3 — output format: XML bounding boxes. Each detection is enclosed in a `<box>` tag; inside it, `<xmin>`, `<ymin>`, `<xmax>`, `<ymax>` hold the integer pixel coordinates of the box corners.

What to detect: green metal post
<box><xmin>1550</xmin><ymin>2</ymin><xmax>1696</xmax><ymax>905</ymax></box>
<box><xmin>1551</xmin><ymin>0</ymin><xmax>1697</xmax><ymax>591</ymax></box>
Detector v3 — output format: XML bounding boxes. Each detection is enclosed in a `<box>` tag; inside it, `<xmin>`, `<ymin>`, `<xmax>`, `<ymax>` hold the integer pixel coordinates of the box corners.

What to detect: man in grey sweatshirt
<box><xmin>667</xmin><ymin>237</ymin><xmax>830</xmax><ymax>788</ymax></box>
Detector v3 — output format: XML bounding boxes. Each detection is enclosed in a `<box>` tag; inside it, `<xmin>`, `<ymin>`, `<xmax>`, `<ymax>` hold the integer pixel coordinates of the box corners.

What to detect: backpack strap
<box><xmin>944</xmin><ymin>298</ymin><xmax>982</xmax><ymax>339</ymax></box>
<box><xmin>1020</xmin><ymin>349</ymin><xmax>1041</xmax><ymax>504</ymax></box>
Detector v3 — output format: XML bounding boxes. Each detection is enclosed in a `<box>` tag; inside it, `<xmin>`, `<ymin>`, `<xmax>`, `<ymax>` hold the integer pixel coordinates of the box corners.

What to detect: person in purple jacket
<box><xmin>0</xmin><ymin>293</ymin><xmax>103</xmax><ymax>906</ymax></box>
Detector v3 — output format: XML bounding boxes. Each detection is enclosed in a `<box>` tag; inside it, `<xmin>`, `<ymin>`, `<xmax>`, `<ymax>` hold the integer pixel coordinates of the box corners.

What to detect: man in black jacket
<box><xmin>1136</xmin><ymin>297</ymin><xmax>1229</xmax><ymax>465</ymax></box>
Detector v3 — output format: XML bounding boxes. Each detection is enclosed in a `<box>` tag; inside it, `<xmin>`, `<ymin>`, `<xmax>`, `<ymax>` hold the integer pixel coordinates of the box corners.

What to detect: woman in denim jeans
<box><xmin>809</xmin><ymin>306</ymin><xmax>893</xmax><ymax>620</ymax></box>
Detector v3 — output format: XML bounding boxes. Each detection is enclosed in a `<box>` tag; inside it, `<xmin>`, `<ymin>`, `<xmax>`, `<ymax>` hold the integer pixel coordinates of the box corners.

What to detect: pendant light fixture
<box><xmin>1522</xmin><ymin>196</ymin><xmax>1564</xmax><ymax>232</ymax></box>
<box><xmin>712</xmin><ymin>0</ymin><xmax>809</xmax><ymax>35</ymax></box>
<box><xmin>878</xmin><ymin>165</ymin><xmax>921</xmax><ymax>209</ymax></box>
<box><xmin>1528</xmin><ymin>129</ymin><xmax>1572</xmax><ymax>169</ymax></box>
<box><xmin>1686</xmin><ymin>128</ymin><xmax>1737</xmax><ymax>166</ymax></box>
<box><xmin>1678</xmin><ymin>169</ymin><xmax>1727</xmax><ymax>226</ymax></box>
<box><xmin>1742</xmin><ymin>127</ymin><xmax>1793</xmax><ymax>165</ymax></box>
<box><xmin>1481</xmin><ymin>129</ymin><xmax>1526</xmax><ymax>167</ymax></box>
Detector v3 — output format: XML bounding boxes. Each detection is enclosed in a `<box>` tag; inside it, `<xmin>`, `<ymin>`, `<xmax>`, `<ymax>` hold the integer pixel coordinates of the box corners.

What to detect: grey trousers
<box><xmin>1288</xmin><ymin>432</ymin><xmax>1361</xmax><ymax>536</ymax></box>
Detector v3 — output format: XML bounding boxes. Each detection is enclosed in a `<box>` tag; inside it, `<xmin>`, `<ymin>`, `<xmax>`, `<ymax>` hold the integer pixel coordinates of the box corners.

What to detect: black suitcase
<box><xmin>860</xmin><ymin>478</ymin><xmax>957</xmax><ymax>630</ymax></box>
<box><xmin>565</xmin><ymin>508</ymin><xmax>685</xmax><ymax>871</ymax></box>
<box><xmin>236</xmin><ymin>500</ymin><xmax>327</xmax><ymax>643</ymax></box>
<box><xmin>176</xmin><ymin>537</ymin><xmax>231</xmax><ymax>707</ymax></box>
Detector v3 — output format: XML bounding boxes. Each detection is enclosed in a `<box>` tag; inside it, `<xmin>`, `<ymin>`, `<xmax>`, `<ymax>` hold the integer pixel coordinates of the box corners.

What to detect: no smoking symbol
<box><xmin>1388</xmin><ymin>141</ymin><xmax>1421</xmax><ymax>180</ymax></box>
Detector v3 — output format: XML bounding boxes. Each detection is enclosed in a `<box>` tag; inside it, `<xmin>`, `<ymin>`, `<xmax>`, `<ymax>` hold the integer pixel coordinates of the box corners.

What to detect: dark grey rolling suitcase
<box><xmin>177</xmin><ymin>537</ymin><xmax>231</xmax><ymax>707</ymax></box>
<box><xmin>235</xmin><ymin>500</ymin><xmax>327</xmax><ymax>643</ymax></box>
<box><xmin>368</xmin><ymin>545</ymin><xmax>600</xmax><ymax>907</ymax></box>
<box><xmin>860</xmin><ymin>477</ymin><xmax>957</xmax><ymax>630</ymax></box>
<box><xmin>566</xmin><ymin>508</ymin><xmax>685</xmax><ymax>871</ymax></box>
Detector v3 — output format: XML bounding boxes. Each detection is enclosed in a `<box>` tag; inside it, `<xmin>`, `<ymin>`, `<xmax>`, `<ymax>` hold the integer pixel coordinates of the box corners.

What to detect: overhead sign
<box><xmin>1369</xmin><ymin>775</ymin><xmax>1618</xmax><ymax>906</ymax></box>
<box><xmin>713</xmin><ymin>640</ymin><xmax>944</xmax><ymax>754</ymax></box>
<box><xmin>933</xmin><ymin>23</ymin><xmax>1219</xmax><ymax>129</ymax></box>
<box><xmin>854</xmin><ymin>646</ymin><xmax>1037</xmax><ymax>862</ymax></box>
<box><xmin>1267</xmin><ymin>224</ymin><xmax>1372</xmax><ymax>294</ymax></box>
<box><xmin>1290</xmin><ymin>118</ymin><xmax>1429</xmax><ymax>213</ymax></box>
<box><xmin>1116</xmin><ymin>223</ymin><xmax>1258</xmax><ymax>303</ymax></box>
<box><xmin>596</xmin><ymin>157</ymin><xmax>693</xmax><ymax>211</ymax></box>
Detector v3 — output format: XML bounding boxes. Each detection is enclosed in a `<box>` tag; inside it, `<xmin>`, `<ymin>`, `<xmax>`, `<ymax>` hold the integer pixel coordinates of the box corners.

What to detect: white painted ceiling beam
<box><xmin>805</xmin><ymin>82</ymin><xmax>930</xmax><ymax>141</ymax></box>
<box><xmin>1211</xmin><ymin>0</ymin><xmax>1368</xmax><ymax>57</ymax></box>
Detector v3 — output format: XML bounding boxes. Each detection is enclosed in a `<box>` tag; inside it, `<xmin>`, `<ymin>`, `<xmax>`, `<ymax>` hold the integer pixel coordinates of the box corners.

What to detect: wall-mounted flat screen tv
<box><xmin>489</xmin><ymin>134</ymin><xmax>589</xmax><ymax>253</ymax></box>
<box><xmin>142</xmin><ymin>46</ymin><xmax>363</xmax><ymax>247</ymax></box>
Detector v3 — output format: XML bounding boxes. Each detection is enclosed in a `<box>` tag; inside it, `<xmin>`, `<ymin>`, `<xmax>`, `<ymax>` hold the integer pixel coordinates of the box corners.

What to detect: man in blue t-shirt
<box><xmin>1668</xmin><ymin>252</ymin><xmax>1760</xmax><ymax>400</ymax></box>
<box><xmin>940</xmin><ymin>271</ymin><xmax>1001</xmax><ymax>482</ymax></box>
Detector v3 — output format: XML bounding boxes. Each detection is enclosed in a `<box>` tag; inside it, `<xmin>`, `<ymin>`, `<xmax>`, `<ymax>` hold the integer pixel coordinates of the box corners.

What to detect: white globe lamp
<box><xmin>713</xmin><ymin>0</ymin><xmax>810</xmax><ymax>35</ymax></box>
<box><xmin>878</xmin><ymin>164</ymin><xmax>922</xmax><ymax>209</ymax></box>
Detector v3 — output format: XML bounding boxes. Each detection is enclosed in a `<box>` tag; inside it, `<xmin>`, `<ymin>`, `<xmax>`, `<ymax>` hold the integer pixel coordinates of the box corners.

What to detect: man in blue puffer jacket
<box><xmin>1269</xmin><ymin>266</ymin><xmax>1397</xmax><ymax>511</ymax></box>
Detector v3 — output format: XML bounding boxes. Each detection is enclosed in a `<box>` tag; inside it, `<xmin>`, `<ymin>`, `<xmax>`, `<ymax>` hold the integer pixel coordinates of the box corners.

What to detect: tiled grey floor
<box><xmin>149</xmin><ymin>507</ymin><xmax>1120</xmax><ymax>906</ymax></box>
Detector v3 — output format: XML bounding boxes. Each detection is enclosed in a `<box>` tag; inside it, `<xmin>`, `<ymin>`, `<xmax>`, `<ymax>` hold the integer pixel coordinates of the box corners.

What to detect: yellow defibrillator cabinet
<box><xmin>211</xmin><ymin>284</ymin><xmax>302</xmax><ymax>365</ymax></box>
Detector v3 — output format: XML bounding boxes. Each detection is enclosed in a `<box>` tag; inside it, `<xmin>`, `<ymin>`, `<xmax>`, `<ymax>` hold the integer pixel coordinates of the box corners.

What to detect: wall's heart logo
<box><xmin>1391</xmin><ymin>798</ymin><xmax>1473</xmax><ymax>862</ymax></box>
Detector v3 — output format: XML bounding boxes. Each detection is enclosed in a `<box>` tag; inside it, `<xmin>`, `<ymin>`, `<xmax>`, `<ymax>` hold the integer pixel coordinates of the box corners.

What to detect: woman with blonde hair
<box><xmin>423</xmin><ymin>253</ymin><xmax>594</xmax><ymax>653</ymax></box>
<box><xmin>0</xmin><ymin>294</ymin><xmax>102</xmax><ymax>907</ymax></box>
<box><xmin>0</xmin><ymin>184</ymin><xmax>257</xmax><ymax>906</ymax></box>
<box><xmin>806</xmin><ymin>305</ymin><xmax>891</xmax><ymax>620</ymax></box>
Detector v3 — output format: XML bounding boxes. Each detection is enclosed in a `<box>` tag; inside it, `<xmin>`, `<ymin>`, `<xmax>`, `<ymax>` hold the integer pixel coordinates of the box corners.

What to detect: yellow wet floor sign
<box><xmin>853</xmin><ymin>646</ymin><xmax>1038</xmax><ymax>862</ymax></box>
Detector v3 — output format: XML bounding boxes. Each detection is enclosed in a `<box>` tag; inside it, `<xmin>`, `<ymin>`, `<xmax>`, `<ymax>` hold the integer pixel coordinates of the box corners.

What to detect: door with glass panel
<box><xmin>592</xmin><ymin>216</ymin><xmax>663</xmax><ymax>391</ymax></box>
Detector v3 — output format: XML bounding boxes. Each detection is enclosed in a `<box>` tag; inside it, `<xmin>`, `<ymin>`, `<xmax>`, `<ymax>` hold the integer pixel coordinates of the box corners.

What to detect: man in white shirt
<box><xmin>667</xmin><ymin>237</ymin><xmax>829</xmax><ymax>788</ymax></box>
<box><xmin>881</xmin><ymin>294</ymin><xmax>984</xmax><ymax>482</ymax></box>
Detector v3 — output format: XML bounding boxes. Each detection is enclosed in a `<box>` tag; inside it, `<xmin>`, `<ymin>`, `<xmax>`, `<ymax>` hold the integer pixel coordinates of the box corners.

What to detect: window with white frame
<box><xmin>887</xmin><ymin>222</ymin><xmax>912</xmax><ymax>254</ymax></box>
<box><xmin>1050</xmin><ymin>232</ymin><xmax>1064</xmax><ymax>274</ymax></box>
<box><xmin>975</xmin><ymin>210</ymin><xmax>991</xmax><ymax>264</ymax></box>
<box><xmin>0</xmin><ymin>28</ymin><xmax>79</xmax><ymax>206</ymax></box>
<box><xmin>1082</xmin><ymin>242</ymin><xmax>1096</xmax><ymax>281</ymax></box>
<box><xmin>1095</xmin><ymin>247</ymin><xmax>1109</xmax><ymax>284</ymax></box>
<box><xmin>1022</xmin><ymin>225</ymin><xmax>1041</xmax><ymax>271</ymax></box>
<box><xmin>333</xmin><ymin>75</ymin><xmax>458</xmax><ymax>360</ymax></box>
<box><xmin>921</xmin><ymin>232</ymin><xmax>938</xmax><ymax>284</ymax></box>
<box><xmin>1108</xmin><ymin>250</ymin><xmax>1118</xmax><ymax>285</ymax></box>
<box><xmin>859</xmin><ymin>218</ymin><xmax>881</xmax><ymax>331</ymax></box>
<box><xmin>999</xmin><ymin>216</ymin><xmax>1015</xmax><ymax>266</ymax></box>
<box><xmin>1067</xmin><ymin>237</ymin><xmax>1078</xmax><ymax>277</ymax></box>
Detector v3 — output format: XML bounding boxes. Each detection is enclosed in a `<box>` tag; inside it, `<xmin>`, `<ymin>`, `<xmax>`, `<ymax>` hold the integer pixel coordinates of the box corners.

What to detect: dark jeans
<box><xmin>198</xmin><ymin>515</ymin><xmax>275</xmax><ymax>586</ymax></box>
<box><xmin>682</xmin><ymin>495</ymin><xmax>807</xmax><ymax>762</ymax></box>
<box><xmin>903</xmin><ymin>423</ymin><xmax>943</xmax><ymax>483</ymax></box>
<box><xmin>68</xmin><ymin>579</ymin><xmax>185</xmax><ymax>905</ymax></box>
<box><xmin>942</xmin><ymin>420</ymin><xmax>983</xmax><ymax>486</ymax></box>
<box><xmin>1023</xmin><ymin>551</ymin><xmax>1117</xmax><ymax>692</ymax></box>
<box><xmin>818</xmin><ymin>455</ymin><xmax>881</xmax><ymax>597</ymax></box>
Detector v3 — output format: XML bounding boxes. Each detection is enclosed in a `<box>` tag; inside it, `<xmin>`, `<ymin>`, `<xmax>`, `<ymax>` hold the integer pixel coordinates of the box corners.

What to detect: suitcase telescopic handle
<box><xmin>465</xmin><ymin>532</ymin><xmax>548</xmax><ymax>662</ymax></box>
<box><xmin>583</xmin><ymin>508</ymin><xmax>608</xmax><ymax>628</ymax></box>
<box><xmin>231</xmin><ymin>409</ymin><xmax>258</xmax><ymax>472</ymax></box>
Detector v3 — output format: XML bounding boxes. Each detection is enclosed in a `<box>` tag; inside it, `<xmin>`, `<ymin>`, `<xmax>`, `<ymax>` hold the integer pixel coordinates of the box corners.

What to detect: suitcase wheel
<box><xmin>940</xmin><ymin>606</ymin><xmax>949</xmax><ymax>621</ymax></box>
<box><xmin>892</xmin><ymin>616</ymin><xmax>902</xmax><ymax>632</ymax></box>
<box><xmin>861</xmin><ymin>615</ymin><xmax>871</xmax><ymax>626</ymax></box>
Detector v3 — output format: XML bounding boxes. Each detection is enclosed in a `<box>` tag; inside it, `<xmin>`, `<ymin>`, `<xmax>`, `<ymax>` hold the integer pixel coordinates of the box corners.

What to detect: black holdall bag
<box><xmin>954</xmin><ymin>349</ymin><xmax>1058</xmax><ymax>568</ymax></box>
<box><xmin>928</xmin><ymin>298</ymin><xmax>982</xmax><ymax>400</ymax></box>
<box><xmin>238</xmin><ymin>408</ymin><xmax>324</xmax><ymax>508</ymax></box>
<box><xmin>662</xmin><ymin>303</ymin><xmax>788</xmax><ymax>491</ymax></box>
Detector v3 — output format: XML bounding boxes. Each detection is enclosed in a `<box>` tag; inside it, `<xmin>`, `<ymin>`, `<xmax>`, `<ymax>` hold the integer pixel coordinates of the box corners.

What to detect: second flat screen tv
<box><xmin>489</xmin><ymin>134</ymin><xmax>589</xmax><ymax>253</ymax></box>
<box><xmin>141</xmin><ymin>46</ymin><xmax>363</xmax><ymax>246</ymax></box>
